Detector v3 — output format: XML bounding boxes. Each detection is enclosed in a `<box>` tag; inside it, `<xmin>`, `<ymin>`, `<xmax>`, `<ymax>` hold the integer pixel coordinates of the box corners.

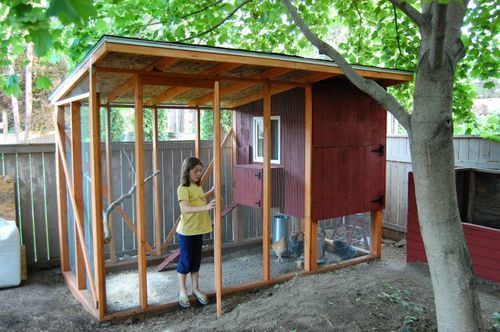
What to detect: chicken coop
<box><xmin>49</xmin><ymin>35</ymin><xmax>412</xmax><ymax>321</ymax></box>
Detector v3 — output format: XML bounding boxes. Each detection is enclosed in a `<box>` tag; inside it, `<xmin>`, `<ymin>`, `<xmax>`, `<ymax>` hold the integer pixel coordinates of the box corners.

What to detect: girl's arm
<box><xmin>179</xmin><ymin>199</ymin><xmax>216</xmax><ymax>213</ymax></box>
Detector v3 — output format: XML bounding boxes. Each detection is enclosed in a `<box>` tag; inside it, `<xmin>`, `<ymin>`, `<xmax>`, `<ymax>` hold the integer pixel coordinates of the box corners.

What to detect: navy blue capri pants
<box><xmin>177</xmin><ymin>234</ymin><xmax>203</xmax><ymax>274</ymax></box>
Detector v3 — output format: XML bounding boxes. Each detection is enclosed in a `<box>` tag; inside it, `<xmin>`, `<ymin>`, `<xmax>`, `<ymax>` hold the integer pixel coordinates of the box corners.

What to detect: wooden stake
<box><xmin>71</xmin><ymin>101</ymin><xmax>86</xmax><ymax>289</ymax></box>
<box><xmin>135</xmin><ymin>75</ymin><xmax>148</xmax><ymax>309</ymax></box>
<box><xmin>152</xmin><ymin>106</ymin><xmax>162</xmax><ymax>256</ymax></box>
<box><xmin>55</xmin><ymin>105</ymin><xmax>69</xmax><ymax>273</ymax></box>
<box><xmin>262</xmin><ymin>81</ymin><xmax>271</xmax><ymax>281</ymax></box>
<box><xmin>89</xmin><ymin>66</ymin><xmax>107</xmax><ymax>317</ymax></box>
<box><xmin>371</xmin><ymin>209</ymin><xmax>383</xmax><ymax>258</ymax></box>
<box><xmin>105</xmin><ymin>104</ymin><xmax>117</xmax><ymax>263</ymax></box>
<box><xmin>213</xmin><ymin>81</ymin><xmax>223</xmax><ymax>318</ymax></box>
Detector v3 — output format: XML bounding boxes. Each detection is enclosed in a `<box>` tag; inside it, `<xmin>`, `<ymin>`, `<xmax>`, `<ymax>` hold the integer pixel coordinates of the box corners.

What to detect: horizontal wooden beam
<box><xmin>105</xmin><ymin>42</ymin><xmax>413</xmax><ymax>82</ymax></box>
<box><xmin>142</xmin><ymin>75</ymin><xmax>213</xmax><ymax>88</ymax></box>
<box><xmin>189</xmin><ymin>67</ymin><xmax>293</xmax><ymax>106</ymax></box>
<box><xmin>107</xmin><ymin>58</ymin><xmax>180</xmax><ymax>103</ymax></box>
<box><xmin>54</xmin><ymin>93</ymin><xmax>90</xmax><ymax>106</ymax></box>
<box><xmin>148</xmin><ymin>62</ymin><xmax>241</xmax><ymax>106</ymax></box>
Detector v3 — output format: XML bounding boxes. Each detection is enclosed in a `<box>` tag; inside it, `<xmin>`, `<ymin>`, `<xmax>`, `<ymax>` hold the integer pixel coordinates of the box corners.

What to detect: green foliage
<box><xmin>1</xmin><ymin>0</ymin><xmax>498</xmax><ymax>140</ymax></box>
<box><xmin>34</xmin><ymin>76</ymin><xmax>53</xmax><ymax>90</ymax></box>
<box><xmin>201</xmin><ymin>109</ymin><xmax>232</xmax><ymax>140</ymax></box>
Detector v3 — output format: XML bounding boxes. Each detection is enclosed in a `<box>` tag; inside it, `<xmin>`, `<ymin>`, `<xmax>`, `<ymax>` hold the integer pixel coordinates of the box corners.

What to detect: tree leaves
<box><xmin>34</xmin><ymin>76</ymin><xmax>52</xmax><ymax>90</ymax></box>
<box><xmin>47</xmin><ymin>0</ymin><xmax>97</xmax><ymax>25</ymax></box>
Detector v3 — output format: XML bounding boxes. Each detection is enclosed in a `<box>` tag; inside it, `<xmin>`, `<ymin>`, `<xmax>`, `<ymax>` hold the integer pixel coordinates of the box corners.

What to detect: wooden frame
<box><xmin>50</xmin><ymin>37</ymin><xmax>408</xmax><ymax>322</ymax></box>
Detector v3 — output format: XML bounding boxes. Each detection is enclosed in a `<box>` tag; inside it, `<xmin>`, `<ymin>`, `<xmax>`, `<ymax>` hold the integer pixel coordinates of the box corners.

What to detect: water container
<box><xmin>0</xmin><ymin>218</ymin><xmax>21</xmax><ymax>288</ymax></box>
<box><xmin>271</xmin><ymin>215</ymin><xmax>288</xmax><ymax>257</ymax></box>
<box><xmin>272</xmin><ymin>215</ymin><xmax>288</xmax><ymax>243</ymax></box>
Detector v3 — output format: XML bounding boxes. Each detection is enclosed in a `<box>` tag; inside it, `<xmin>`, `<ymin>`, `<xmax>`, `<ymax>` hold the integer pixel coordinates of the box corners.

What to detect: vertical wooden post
<box><xmin>134</xmin><ymin>75</ymin><xmax>148</xmax><ymax>308</ymax></box>
<box><xmin>152</xmin><ymin>106</ymin><xmax>162</xmax><ymax>256</ymax></box>
<box><xmin>195</xmin><ymin>107</ymin><xmax>201</xmax><ymax>159</ymax></box>
<box><xmin>371</xmin><ymin>209</ymin><xmax>383</xmax><ymax>257</ymax></box>
<box><xmin>89</xmin><ymin>67</ymin><xmax>106</xmax><ymax>316</ymax></box>
<box><xmin>105</xmin><ymin>104</ymin><xmax>117</xmax><ymax>263</ymax></box>
<box><xmin>55</xmin><ymin>105</ymin><xmax>69</xmax><ymax>273</ymax></box>
<box><xmin>213</xmin><ymin>81</ymin><xmax>223</xmax><ymax>318</ymax></box>
<box><xmin>467</xmin><ymin>171</ymin><xmax>476</xmax><ymax>223</ymax></box>
<box><xmin>71</xmin><ymin>101</ymin><xmax>86</xmax><ymax>289</ymax></box>
<box><xmin>231</xmin><ymin>110</ymin><xmax>240</xmax><ymax>243</ymax></box>
<box><xmin>303</xmin><ymin>86</ymin><xmax>317</xmax><ymax>272</ymax></box>
<box><xmin>262</xmin><ymin>81</ymin><xmax>271</xmax><ymax>281</ymax></box>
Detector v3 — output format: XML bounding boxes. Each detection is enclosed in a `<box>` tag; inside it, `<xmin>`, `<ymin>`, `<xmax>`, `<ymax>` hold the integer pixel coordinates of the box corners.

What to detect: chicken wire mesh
<box><xmin>318</xmin><ymin>212</ymin><xmax>372</xmax><ymax>265</ymax></box>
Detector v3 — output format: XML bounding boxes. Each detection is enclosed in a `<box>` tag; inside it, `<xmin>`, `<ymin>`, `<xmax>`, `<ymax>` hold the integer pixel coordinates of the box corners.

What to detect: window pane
<box><xmin>257</xmin><ymin>121</ymin><xmax>263</xmax><ymax>158</ymax></box>
<box><xmin>271</xmin><ymin>119</ymin><xmax>279</xmax><ymax>161</ymax></box>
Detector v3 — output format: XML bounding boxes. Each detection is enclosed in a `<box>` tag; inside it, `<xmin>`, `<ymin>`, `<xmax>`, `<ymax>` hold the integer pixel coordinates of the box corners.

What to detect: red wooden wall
<box><xmin>407</xmin><ymin>173</ymin><xmax>500</xmax><ymax>282</ymax></box>
<box><xmin>311</xmin><ymin>78</ymin><xmax>386</xmax><ymax>220</ymax></box>
<box><xmin>235</xmin><ymin>88</ymin><xmax>305</xmax><ymax>218</ymax></box>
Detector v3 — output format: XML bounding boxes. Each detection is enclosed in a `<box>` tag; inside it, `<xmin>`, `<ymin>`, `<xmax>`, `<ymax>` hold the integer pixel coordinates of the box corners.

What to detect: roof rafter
<box><xmin>147</xmin><ymin>62</ymin><xmax>242</xmax><ymax>106</ymax></box>
<box><xmin>227</xmin><ymin>72</ymin><xmax>340</xmax><ymax>108</ymax></box>
<box><xmin>188</xmin><ymin>67</ymin><xmax>294</xmax><ymax>106</ymax></box>
<box><xmin>106</xmin><ymin>57</ymin><xmax>179</xmax><ymax>103</ymax></box>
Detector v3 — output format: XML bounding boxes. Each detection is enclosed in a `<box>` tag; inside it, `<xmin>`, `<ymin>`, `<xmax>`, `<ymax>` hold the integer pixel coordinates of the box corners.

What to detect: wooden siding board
<box><xmin>235</xmin><ymin>88</ymin><xmax>305</xmax><ymax>218</ymax></box>
<box><xmin>31</xmin><ymin>153</ymin><xmax>49</xmax><ymax>262</ymax></box>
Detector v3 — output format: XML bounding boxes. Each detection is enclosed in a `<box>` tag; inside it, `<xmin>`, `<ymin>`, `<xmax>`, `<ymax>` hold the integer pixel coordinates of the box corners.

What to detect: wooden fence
<box><xmin>2</xmin><ymin>136</ymin><xmax>499</xmax><ymax>267</ymax></box>
<box><xmin>0</xmin><ymin>141</ymin><xmax>234</xmax><ymax>268</ymax></box>
<box><xmin>384</xmin><ymin>136</ymin><xmax>500</xmax><ymax>233</ymax></box>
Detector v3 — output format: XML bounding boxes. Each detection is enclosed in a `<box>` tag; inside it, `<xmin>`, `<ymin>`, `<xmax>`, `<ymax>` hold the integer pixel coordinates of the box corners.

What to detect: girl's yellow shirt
<box><xmin>176</xmin><ymin>183</ymin><xmax>212</xmax><ymax>236</ymax></box>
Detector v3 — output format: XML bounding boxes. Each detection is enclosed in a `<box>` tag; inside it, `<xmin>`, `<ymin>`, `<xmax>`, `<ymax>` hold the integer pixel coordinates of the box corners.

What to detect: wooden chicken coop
<box><xmin>49</xmin><ymin>35</ymin><xmax>412</xmax><ymax>321</ymax></box>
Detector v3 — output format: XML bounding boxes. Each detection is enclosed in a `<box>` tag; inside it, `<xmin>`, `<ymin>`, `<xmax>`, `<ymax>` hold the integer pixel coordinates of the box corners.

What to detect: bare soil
<box><xmin>0</xmin><ymin>245</ymin><xmax>499</xmax><ymax>331</ymax></box>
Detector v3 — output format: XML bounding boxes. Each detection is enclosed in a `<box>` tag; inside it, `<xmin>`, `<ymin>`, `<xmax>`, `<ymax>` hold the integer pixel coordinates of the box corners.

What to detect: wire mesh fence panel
<box><xmin>318</xmin><ymin>212</ymin><xmax>372</xmax><ymax>265</ymax></box>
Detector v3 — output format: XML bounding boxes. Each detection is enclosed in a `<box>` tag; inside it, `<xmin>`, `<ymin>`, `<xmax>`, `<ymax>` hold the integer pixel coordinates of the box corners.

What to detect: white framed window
<box><xmin>252</xmin><ymin>116</ymin><xmax>281</xmax><ymax>164</ymax></box>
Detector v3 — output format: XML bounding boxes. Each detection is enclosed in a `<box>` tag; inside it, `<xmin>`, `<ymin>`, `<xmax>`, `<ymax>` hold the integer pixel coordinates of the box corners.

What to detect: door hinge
<box><xmin>371</xmin><ymin>145</ymin><xmax>385</xmax><ymax>156</ymax></box>
<box><xmin>255</xmin><ymin>200</ymin><xmax>262</xmax><ymax>208</ymax></box>
<box><xmin>371</xmin><ymin>194</ymin><xmax>385</xmax><ymax>206</ymax></box>
<box><xmin>255</xmin><ymin>172</ymin><xmax>262</xmax><ymax>180</ymax></box>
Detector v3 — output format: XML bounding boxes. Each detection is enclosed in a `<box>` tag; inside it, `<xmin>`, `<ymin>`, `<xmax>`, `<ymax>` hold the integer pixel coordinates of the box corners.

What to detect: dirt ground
<box><xmin>0</xmin><ymin>245</ymin><xmax>499</xmax><ymax>331</ymax></box>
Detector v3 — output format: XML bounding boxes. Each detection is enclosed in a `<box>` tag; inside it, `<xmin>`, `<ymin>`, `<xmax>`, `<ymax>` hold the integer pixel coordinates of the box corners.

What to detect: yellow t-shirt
<box><xmin>176</xmin><ymin>183</ymin><xmax>212</xmax><ymax>236</ymax></box>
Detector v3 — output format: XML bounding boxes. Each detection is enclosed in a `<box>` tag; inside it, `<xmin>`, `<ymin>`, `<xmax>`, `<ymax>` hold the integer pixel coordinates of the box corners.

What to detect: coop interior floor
<box><xmin>104</xmin><ymin>243</ymin><xmax>368</xmax><ymax>313</ymax></box>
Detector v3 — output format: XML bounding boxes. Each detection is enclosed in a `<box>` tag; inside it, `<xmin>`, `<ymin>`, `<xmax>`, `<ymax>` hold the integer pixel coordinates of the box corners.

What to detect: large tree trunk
<box><xmin>2</xmin><ymin>110</ymin><xmax>7</xmax><ymax>141</ymax></box>
<box><xmin>410</xmin><ymin>58</ymin><xmax>483</xmax><ymax>331</ymax></box>
<box><xmin>23</xmin><ymin>42</ymin><xmax>34</xmax><ymax>142</ymax></box>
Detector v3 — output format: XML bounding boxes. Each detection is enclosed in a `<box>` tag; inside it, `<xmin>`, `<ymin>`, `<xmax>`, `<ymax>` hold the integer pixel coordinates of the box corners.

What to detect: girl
<box><xmin>176</xmin><ymin>157</ymin><xmax>215</xmax><ymax>308</ymax></box>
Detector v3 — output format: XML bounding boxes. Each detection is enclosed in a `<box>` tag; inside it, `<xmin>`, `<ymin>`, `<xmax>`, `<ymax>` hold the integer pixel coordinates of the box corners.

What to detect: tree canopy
<box><xmin>0</xmin><ymin>0</ymin><xmax>497</xmax><ymax>140</ymax></box>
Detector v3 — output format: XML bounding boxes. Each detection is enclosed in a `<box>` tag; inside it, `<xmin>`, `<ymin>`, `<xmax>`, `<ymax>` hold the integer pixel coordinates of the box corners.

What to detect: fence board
<box><xmin>384</xmin><ymin>136</ymin><xmax>500</xmax><ymax>233</ymax></box>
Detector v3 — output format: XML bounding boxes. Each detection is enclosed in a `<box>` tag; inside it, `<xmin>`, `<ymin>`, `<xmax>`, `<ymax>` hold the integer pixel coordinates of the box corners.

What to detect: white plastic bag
<box><xmin>0</xmin><ymin>218</ymin><xmax>21</xmax><ymax>288</ymax></box>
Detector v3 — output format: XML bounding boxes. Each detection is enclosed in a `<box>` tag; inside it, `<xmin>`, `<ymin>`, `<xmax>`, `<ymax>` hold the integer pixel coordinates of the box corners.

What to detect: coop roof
<box><xmin>50</xmin><ymin>35</ymin><xmax>413</xmax><ymax>108</ymax></box>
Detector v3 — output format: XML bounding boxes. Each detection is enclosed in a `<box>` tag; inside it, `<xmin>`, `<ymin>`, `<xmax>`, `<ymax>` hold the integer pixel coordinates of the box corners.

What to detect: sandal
<box><xmin>178</xmin><ymin>293</ymin><xmax>190</xmax><ymax>308</ymax></box>
<box><xmin>193</xmin><ymin>291</ymin><xmax>209</xmax><ymax>305</ymax></box>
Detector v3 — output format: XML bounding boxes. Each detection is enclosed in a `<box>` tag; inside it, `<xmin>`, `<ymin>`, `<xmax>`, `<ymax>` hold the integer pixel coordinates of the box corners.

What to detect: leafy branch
<box><xmin>280</xmin><ymin>0</ymin><xmax>411</xmax><ymax>130</ymax></box>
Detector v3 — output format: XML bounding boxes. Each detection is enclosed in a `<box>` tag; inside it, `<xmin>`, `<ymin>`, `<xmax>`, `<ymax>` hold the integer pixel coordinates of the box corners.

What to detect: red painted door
<box><xmin>233</xmin><ymin>165</ymin><xmax>263</xmax><ymax>209</ymax></box>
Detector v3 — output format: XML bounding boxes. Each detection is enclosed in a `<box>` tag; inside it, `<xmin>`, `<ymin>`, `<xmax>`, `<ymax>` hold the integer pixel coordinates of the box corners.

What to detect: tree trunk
<box><xmin>23</xmin><ymin>42</ymin><xmax>34</xmax><ymax>142</ymax></box>
<box><xmin>410</xmin><ymin>59</ymin><xmax>483</xmax><ymax>331</ymax></box>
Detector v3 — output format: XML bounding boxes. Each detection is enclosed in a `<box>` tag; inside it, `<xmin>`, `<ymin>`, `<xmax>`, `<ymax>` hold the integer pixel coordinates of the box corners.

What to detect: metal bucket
<box><xmin>272</xmin><ymin>215</ymin><xmax>289</xmax><ymax>243</ymax></box>
<box><xmin>271</xmin><ymin>215</ymin><xmax>288</xmax><ymax>257</ymax></box>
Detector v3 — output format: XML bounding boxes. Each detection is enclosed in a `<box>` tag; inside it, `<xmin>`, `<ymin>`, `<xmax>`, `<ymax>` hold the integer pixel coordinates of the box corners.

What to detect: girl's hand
<box><xmin>205</xmin><ymin>199</ymin><xmax>216</xmax><ymax>211</ymax></box>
